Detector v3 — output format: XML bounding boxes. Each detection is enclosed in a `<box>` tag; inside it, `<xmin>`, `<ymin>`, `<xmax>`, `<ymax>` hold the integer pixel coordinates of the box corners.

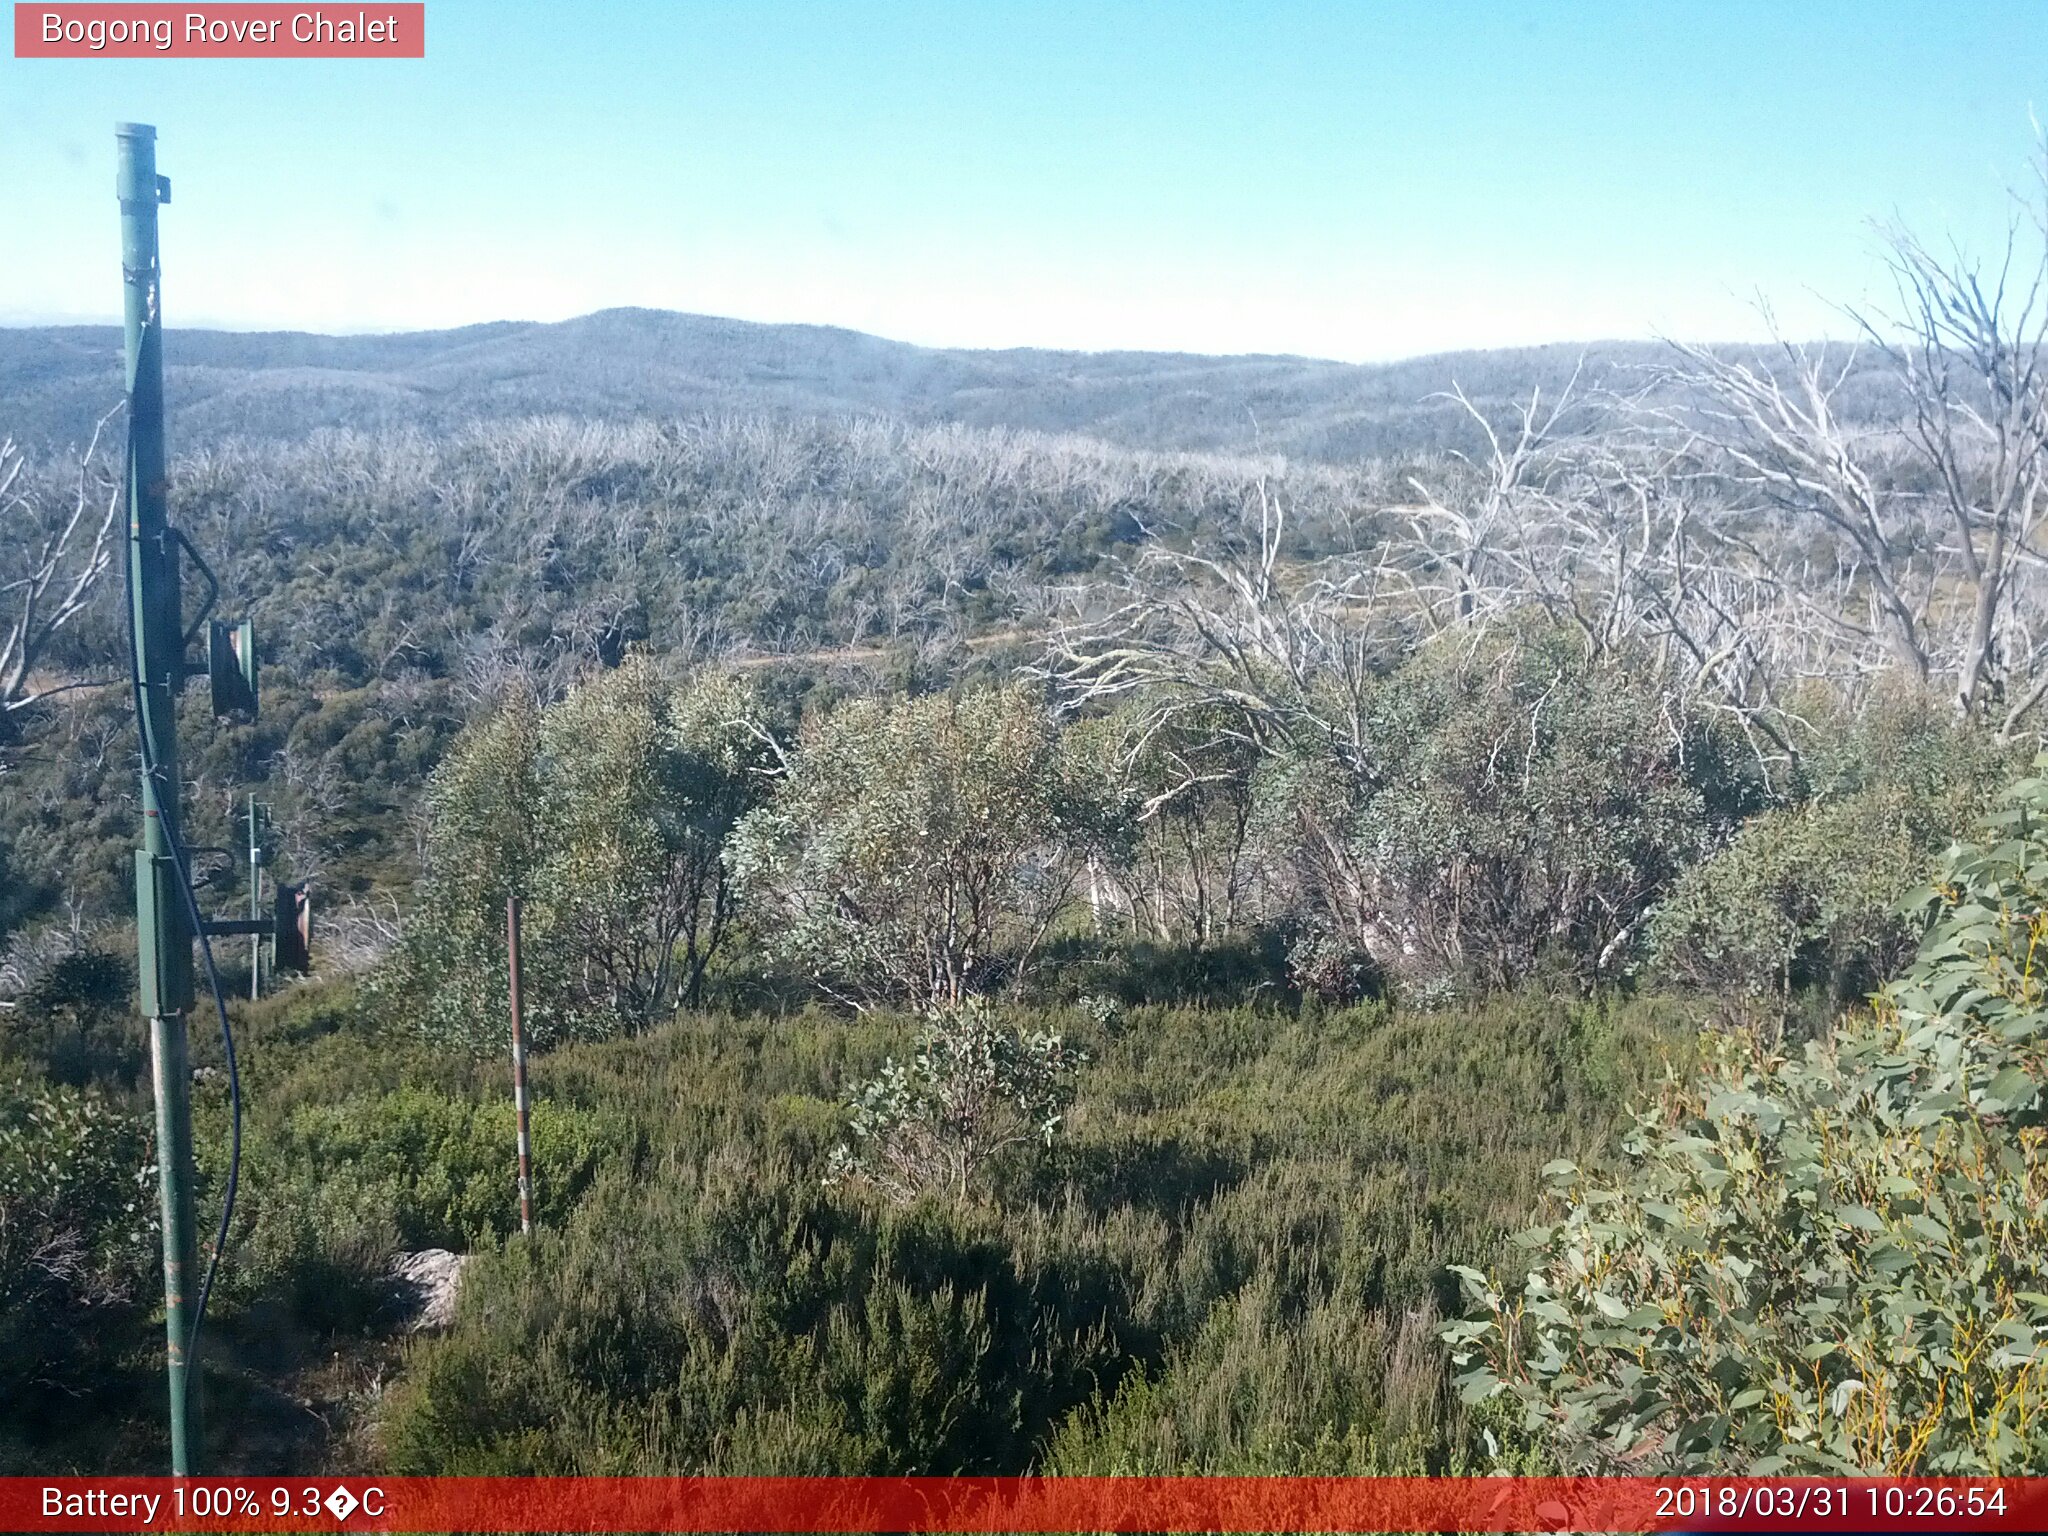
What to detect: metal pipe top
<box><xmin>116</xmin><ymin>122</ymin><xmax>157</xmax><ymax>139</ymax></box>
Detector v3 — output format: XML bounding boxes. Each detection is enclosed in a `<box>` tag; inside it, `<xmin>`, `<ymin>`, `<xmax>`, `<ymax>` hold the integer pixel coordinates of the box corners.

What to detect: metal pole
<box><xmin>506</xmin><ymin>897</ymin><xmax>534</xmax><ymax>1235</ymax></box>
<box><xmin>120</xmin><ymin>121</ymin><xmax>201</xmax><ymax>1475</ymax></box>
<box><xmin>247</xmin><ymin>797</ymin><xmax>263</xmax><ymax>1002</ymax></box>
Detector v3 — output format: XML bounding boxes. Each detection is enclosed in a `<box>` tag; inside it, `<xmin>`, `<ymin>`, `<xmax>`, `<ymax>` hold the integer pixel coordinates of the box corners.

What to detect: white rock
<box><xmin>390</xmin><ymin>1248</ymin><xmax>469</xmax><ymax>1332</ymax></box>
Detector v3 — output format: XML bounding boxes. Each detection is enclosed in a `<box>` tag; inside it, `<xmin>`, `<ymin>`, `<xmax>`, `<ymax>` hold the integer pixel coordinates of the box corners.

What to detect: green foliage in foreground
<box><xmin>188</xmin><ymin>989</ymin><xmax>637</xmax><ymax>1339</ymax></box>
<box><xmin>383</xmin><ymin>1161</ymin><xmax>1125</xmax><ymax>1475</ymax></box>
<box><xmin>0</xmin><ymin>1079</ymin><xmax>157</xmax><ymax>1470</ymax></box>
<box><xmin>379</xmin><ymin>988</ymin><xmax>1684</xmax><ymax>1474</ymax></box>
<box><xmin>1449</xmin><ymin>770</ymin><xmax>2048</xmax><ymax>1473</ymax></box>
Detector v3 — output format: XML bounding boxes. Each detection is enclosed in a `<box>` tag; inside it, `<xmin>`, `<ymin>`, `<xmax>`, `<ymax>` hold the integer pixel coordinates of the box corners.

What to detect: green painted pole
<box><xmin>119</xmin><ymin>121</ymin><xmax>201</xmax><ymax>1476</ymax></box>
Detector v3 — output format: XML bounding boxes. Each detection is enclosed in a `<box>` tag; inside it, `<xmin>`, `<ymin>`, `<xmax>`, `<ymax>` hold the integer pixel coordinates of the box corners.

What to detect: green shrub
<box><xmin>0</xmin><ymin>1077</ymin><xmax>155</xmax><ymax>1464</ymax></box>
<box><xmin>728</xmin><ymin>685</ymin><xmax>1119</xmax><ymax>1005</ymax></box>
<box><xmin>1647</xmin><ymin>790</ymin><xmax>1929</xmax><ymax>1009</ymax></box>
<box><xmin>827</xmin><ymin>1000</ymin><xmax>1087</xmax><ymax>1205</ymax></box>
<box><xmin>0</xmin><ymin>1076</ymin><xmax>155</xmax><ymax>1308</ymax></box>
<box><xmin>2</xmin><ymin>946</ymin><xmax>140</xmax><ymax>1089</ymax></box>
<box><xmin>380</xmin><ymin>1163</ymin><xmax>1120</xmax><ymax>1475</ymax></box>
<box><xmin>1315</xmin><ymin>629</ymin><xmax>1766</xmax><ymax>994</ymax></box>
<box><xmin>1649</xmin><ymin>693</ymin><xmax>2014</xmax><ymax>1013</ymax></box>
<box><xmin>194</xmin><ymin>1027</ymin><xmax>636</xmax><ymax>1341</ymax></box>
<box><xmin>224</xmin><ymin>1180</ymin><xmax>404</xmax><ymax>1340</ymax></box>
<box><xmin>380</xmin><ymin>661</ymin><xmax>767</xmax><ymax>1052</ymax></box>
<box><xmin>1046</xmin><ymin>1276</ymin><xmax>1454</xmax><ymax>1473</ymax></box>
<box><xmin>1446</xmin><ymin>767</ymin><xmax>2048</xmax><ymax>1473</ymax></box>
<box><xmin>267</xmin><ymin>1086</ymin><xmax>630</xmax><ymax>1250</ymax></box>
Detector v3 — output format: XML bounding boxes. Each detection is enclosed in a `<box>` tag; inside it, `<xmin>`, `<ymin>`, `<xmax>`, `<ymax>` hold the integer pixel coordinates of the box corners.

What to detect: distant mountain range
<box><xmin>0</xmin><ymin>307</ymin><xmax>1839</xmax><ymax>462</ymax></box>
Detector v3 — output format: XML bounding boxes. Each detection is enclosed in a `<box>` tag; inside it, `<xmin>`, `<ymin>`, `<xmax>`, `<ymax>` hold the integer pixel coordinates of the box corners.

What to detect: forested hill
<box><xmin>1</xmin><ymin>308</ymin><xmax>1678</xmax><ymax>460</ymax></box>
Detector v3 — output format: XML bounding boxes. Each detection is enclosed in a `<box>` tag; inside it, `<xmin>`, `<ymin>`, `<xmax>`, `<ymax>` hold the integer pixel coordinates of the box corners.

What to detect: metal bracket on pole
<box><xmin>134</xmin><ymin>850</ymin><xmax>188</xmax><ymax>1018</ymax></box>
<box><xmin>199</xmin><ymin>887</ymin><xmax>311</xmax><ymax>968</ymax></box>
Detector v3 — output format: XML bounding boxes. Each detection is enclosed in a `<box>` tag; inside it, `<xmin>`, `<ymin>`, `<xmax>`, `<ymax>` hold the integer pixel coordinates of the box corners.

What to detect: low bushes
<box><xmin>1648</xmin><ymin>689</ymin><xmax>2016</xmax><ymax>1015</ymax></box>
<box><xmin>381</xmin><ymin>1163</ymin><xmax>1124</xmax><ymax>1475</ymax></box>
<box><xmin>206</xmin><ymin>1084</ymin><xmax>632</xmax><ymax>1337</ymax></box>
<box><xmin>175</xmin><ymin>988</ymin><xmax>637</xmax><ymax>1345</ymax></box>
<box><xmin>1046</xmin><ymin>1279</ymin><xmax>1450</xmax><ymax>1473</ymax></box>
<box><xmin>263</xmin><ymin>1086</ymin><xmax>631</xmax><ymax>1251</ymax></box>
<box><xmin>381</xmin><ymin>988</ymin><xmax>1682</xmax><ymax>1474</ymax></box>
<box><xmin>0</xmin><ymin>1077</ymin><xmax>156</xmax><ymax>1469</ymax></box>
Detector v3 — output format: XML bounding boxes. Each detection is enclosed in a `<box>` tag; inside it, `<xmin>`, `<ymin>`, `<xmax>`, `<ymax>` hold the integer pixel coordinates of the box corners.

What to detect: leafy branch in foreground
<box><xmin>1446</xmin><ymin>766</ymin><xmax>2048</xmax><ymax>1473</ymax></box>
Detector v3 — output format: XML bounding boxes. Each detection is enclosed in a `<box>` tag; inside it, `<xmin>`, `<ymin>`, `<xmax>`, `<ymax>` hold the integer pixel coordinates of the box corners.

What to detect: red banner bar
<box><xmin>13</xmin><ymin>4</ymin><xmax>424</xmax><ymax>57</ymax></box>
<box><xmin>6</xmin><ymin>1476</ymin><xmax>2048</xmax><ymax>1533</ymax></box>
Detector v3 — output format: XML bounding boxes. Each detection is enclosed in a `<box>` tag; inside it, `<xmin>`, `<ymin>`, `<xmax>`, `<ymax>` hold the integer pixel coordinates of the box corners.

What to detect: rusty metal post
<box><xmin>506</xmin><ymin>896</ymin><xmax>534</xmax><ymax>1235</ymax></box>
<box><xmin>247</xmin><ymin>796</ymin><xmax>266</xmax><ymax>1001</ymax></box>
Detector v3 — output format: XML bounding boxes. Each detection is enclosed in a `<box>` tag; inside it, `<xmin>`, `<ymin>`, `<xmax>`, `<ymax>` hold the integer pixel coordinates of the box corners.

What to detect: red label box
<box><xmin>14</xmin><ymin>3</ymin><xmax>424</xmax><ymax>57</ymax></box>
<box><xmin>6</xmin><ymin>1476</ymin><xmax>2048</xmax><ymax>1534</ymax></box>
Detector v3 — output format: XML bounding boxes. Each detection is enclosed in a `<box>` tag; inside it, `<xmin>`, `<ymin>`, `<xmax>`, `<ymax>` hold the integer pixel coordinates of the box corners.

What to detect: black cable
<box><xmin>121</xmin><ymin>383</ymin><xmax>242</xmax><ymax>1369</ymax></box>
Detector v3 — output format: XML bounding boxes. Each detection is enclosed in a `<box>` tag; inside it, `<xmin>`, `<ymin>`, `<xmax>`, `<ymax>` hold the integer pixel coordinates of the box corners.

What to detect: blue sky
<box><xmin>3</xmin><ymin>1</ymin><xmax>2044</xmax><ymax>359</ymax></box>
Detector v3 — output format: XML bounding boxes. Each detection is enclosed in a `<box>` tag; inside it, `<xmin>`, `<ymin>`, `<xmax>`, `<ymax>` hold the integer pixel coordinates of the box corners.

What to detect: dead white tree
<box><xmin>315</xmin><ymin>893</ymin><xmax>407</xmax><ymax>973</ymax></box>
<box><xmin>1866</xmin><ymin>216</ymin><xmax>2048</xmax><ymax>731</ymax></box>
<box><xmin>1386</xmin><ymin>368</ymin><xmax>1590</xmax><ymax>636</ymax></box>
<box><xmin>1041</xmin><ymin>461</ymin><xmax>1511</xmax><ymax>975</ymax></box>
<box><xmin>1041</xmin><ymin>479</ymin><xmax>1393</xmax><ymax>784</ymax></box>
<box><xmin>1657</xmin><ymin>191</ymin><xmax>2048</xmax><ymax>737</ymax></box>
<box><xmin>0</xmin><ymin>415</ymin><xmax>123</xmax><ymax>723</ymax></box>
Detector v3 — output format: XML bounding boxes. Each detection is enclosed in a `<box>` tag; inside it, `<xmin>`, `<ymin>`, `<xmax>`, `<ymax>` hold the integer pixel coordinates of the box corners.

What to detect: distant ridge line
<box><xmin>0</xmin><ymin>308</ymin><xmax>1852</xmax><ymax>461</ymax></box>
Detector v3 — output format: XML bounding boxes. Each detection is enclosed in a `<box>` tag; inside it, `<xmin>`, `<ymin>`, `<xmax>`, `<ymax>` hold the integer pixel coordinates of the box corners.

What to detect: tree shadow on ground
<box><xmin>1036</xmin><ymin>1133</ymin><xmax>1249</xmax><ymax>1220</ymax></box>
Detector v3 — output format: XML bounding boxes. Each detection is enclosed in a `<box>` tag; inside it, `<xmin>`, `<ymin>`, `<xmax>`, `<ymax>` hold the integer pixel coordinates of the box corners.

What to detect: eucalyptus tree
<box><xmin>390</xmin><ymin>657</ymin><xmax>770</xmax><ymax>1050</ymax></box>
<box><xmin>728</xmin><ymin>684</ymin><xmax>1124</xmax><ymax>1007</ymax></box>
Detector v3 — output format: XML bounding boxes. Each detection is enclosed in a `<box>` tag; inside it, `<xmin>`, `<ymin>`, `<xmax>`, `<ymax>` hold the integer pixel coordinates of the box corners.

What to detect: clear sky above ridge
<box><xmin>2</xmin><ymin>0</ymin><xmax>2045</xmax><ymax>360</ymax></box>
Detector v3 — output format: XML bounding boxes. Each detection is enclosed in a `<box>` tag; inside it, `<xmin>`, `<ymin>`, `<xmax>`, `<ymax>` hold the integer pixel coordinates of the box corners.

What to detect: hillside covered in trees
<box><xmin>0</xmin><ymin>308</ymin><xmax>1908</xmax><ymax>463</ymax></box>
<box><xmin>8</xmin><ymin>195</ymin><xmax>2048</xmax><ymax>1480</ymax></box>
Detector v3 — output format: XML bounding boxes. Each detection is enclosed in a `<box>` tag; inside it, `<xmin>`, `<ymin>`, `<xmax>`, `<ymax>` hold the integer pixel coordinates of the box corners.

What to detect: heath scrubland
<box><xmin>8</xmin><ymin>201</ymin><xmax>2048</xmax><ymax>1476</ymax></box>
